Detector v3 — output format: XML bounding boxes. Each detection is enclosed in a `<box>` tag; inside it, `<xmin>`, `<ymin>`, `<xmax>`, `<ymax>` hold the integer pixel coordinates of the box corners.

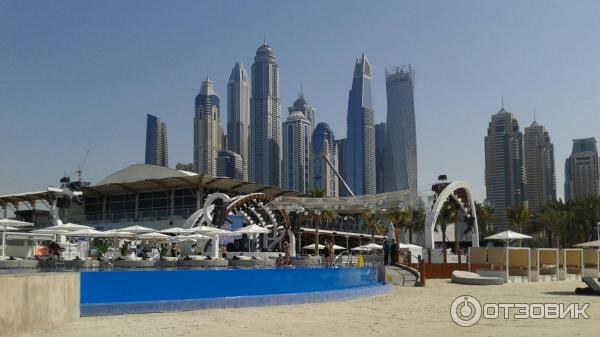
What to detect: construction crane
<box><xmin>321</xmin><ymin>153</ymin><xmax>358</xmax><ymax>200</ymax></box>
<box><xmin>60</xmin><ymin>150</ymin><xmax>90</xmax><ymax>189</ymax></box>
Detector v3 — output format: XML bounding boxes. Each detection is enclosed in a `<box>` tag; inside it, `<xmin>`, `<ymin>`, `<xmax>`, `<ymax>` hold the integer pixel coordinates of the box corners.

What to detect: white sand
<box><xmin>27</xmin><ymin>280</ymin><xmax>600</xmax><ymax>337</ymax></box>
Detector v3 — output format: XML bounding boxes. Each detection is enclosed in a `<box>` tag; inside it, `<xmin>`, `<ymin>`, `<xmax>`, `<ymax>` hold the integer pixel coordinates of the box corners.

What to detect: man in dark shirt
<box><xmin>383</xmin><ymin>238</ymin><xmax>390</xmax><ymax>265</ymax></box>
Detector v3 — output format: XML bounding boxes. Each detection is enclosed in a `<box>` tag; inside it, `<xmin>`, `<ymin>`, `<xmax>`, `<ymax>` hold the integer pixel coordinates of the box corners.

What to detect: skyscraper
<box><xmin>383</xmin><ymin>65</ymin><xmax>417</xmax><ymax>194</ymax></box>
<box><xmin>145</xmin><ymin>114</ymin><xmax>168</xmax><ymax>167</ymax></box>
<box><xmin>282</xmin><ymin>111</ymin><xmax>311</xmax><ymax>193</ymax></box>
<box><xmin>565</xmin><ymin>137</ymin><xmax>600</xmax><ymax>201</ymax></box>
<box><xmin>312</xmin><ymin>122</ymin><xmax>338</xmax><ymax>197</ymax></box>
<box><xmin>216</xmin><ymin>150</ymin><xmax>244</xmax><ymax>180</ymax></box>
<box><xmin>250</xmin><ymin>41</ymin><xmax>281</xmax><ymax>186</ymax></box>
<box><xmin>227</xmin><ymin>62</ymin><xmax>250</xmax><ymax>181</ymax></box>
<box><xmin>288</xmin><ymin>90</ymin><xmax>315</xmax><ymax>131</ymax></box>
<box><xmin>484</xmin><ymin>108</ymin><xmax>526</xmax><ymax>230</ymax></box>
<box><xmin>194</xmin><ymin>78</ymin><xmax>222</xmax><ymax>176</ymax></box>
<box><xmin>375</xmin><ymin>122</ymin><xmax>386</xmax><ymax>193</ymax></box>
<box><xmin>345</xmin><ymin>53</ymin><xmax>375</xmax><ymax>196</ymax></box>
<box><xmin>336</xmin><ymin>138</ymin><xmax>348</xmax><ymax>196</ymax></box>
<box><xmin>524</xmin><ymin>120</ymin><xmax>556</xmax><ymax>214</ymax></box>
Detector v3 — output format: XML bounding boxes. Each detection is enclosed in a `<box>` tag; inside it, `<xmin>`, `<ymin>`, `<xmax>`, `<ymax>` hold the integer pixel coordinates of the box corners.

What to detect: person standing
<box><xmin>383</xmin><ymin>238</ymin><xmax>390</xmax><ymax>265</ymax></box>
<box><xmin>390</xmin><ymin>239</ymin><xmax>398</xmax><ymax>266</ymax></box>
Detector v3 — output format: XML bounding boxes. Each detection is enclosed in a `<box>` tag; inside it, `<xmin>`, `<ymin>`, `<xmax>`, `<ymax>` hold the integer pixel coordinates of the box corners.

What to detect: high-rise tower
<box><xmin>282</xmin><ymin>111</ymin><xmax>311</xmax><ymax>193</ymax></box>
<box><xmin>194</xmin><ymin>79</ymin><xmax>222</xmax><ymax>175</ymax></box>
<box><xmin>145</xmin><ymin>114</ymin><xmax>168</xmax><ymax>167</ymax></box>
<box><xmin>565</xmin><ymin>138</ymin><xmax>600</xmax><ymax>200</ymax></box>
<box><xmin>375</xmin><ymin>122</ymin><xmax>386</xmax><ymax>194</ymax></box>
<box><xmin>312</xmin><ymin>122</ymin><xmax>338</xmax><ymax>197</ymax></box>
<box><xmin>344</xmin><ymin>53</ymin><xmax>375</xmax><ymax>196</ymax></box>
<box><xmin>227</xmin><ymin>62</ymin><xmax>250</xmax><ymax>180</ymax></box>
<box><xmin>524</xmin><ymin>120</ymin><xmax>556</xmax><ymax>214</ymax></box>
<box><xmin>288</xmin><ymin>90</ymin><xmax>315</xmax><ymax>131</ymax></box>
<box><xmin>484</xmin><ymin>108</ymin><xmax>526</xmax><ymax>230</ymax></box>
<box><xmin>383</xmin><ymin>65</ymin><xmax>417</xmax><ymax>194</ymax></box>
<box><xmin>250</xmin><ymin>41</ymin><xmax>281</xmax><ymax>186</ymax></box>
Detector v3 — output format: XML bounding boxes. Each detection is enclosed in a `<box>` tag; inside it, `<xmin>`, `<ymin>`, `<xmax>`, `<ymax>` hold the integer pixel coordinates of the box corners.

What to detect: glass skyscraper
<box><xmin>484</xmin><ymin>108</ymin><xmax>525</xmax><ymax>230</ymax></box>
<box><xmin>565</xmin><ymin>137</ymin><xmax>600</xmax><ymax>200</ymax></box>
<box><xmin>524</xmin><ymin>120</ymin><xmax>556</xmax><ymax>214</ymax></box>
<box><xmin>227</xmin><ymin>62</ymin><xmax>250</xmax><ymax>181</ymax></box>
<box><xmin>194</xmin><ymin>79</ymin><xmax>222</xmax><ymax>175</ymax></box>
<box><xmin>375</xmin><ymin>122</ymin><xmax>386</xmax><ymax>193</ymax></box>
<box><xmin>383</xmin><ymin>65</ymin><xmax>417</xmax><ymax>194</ymax></box>
<box><xmin>312</xmin><ymin>122</ymin><xmax>338</xmax><ymax>197</ymax></box>
<box><xmin>344</xmin><ymin>53</ymin><xmax>375</xmax><ymax>196</ymax></box>
<box><xmin>282</xmin><ymin>111</ymin><xmax>311</xmax><ymax>193</ymax></box>
<box><xmin>145</xmin><ymin>114</ymin><xmax>168</xmax><ymax>167</ymax></box>
<box><xmin>250</xmin><ymin>41</ymin><xmax>281</xmax><ymax>186</ymax></box>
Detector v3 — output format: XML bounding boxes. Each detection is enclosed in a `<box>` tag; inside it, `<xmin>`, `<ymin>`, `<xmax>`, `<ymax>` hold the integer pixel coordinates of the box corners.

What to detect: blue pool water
<box><xmin>80</xmin><ymin>267</ymin><xmax>389</xmax><ymax>316</ymax></box>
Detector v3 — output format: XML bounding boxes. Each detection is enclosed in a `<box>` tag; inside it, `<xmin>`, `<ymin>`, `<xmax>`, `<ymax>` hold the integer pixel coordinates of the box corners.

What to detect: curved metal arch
<box><xmin>424</xmin><ymin>181</ymin><xmax>479</xmax><ymax>249</ymax></box>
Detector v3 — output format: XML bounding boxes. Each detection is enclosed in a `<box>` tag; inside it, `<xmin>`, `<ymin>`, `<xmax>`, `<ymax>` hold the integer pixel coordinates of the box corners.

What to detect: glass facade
<box><xmin>344</xmin><ymin>54</ymin><xmax>375</xmax><ymax>196</ymax></box>
<box><xmin>312</xmin><ymin>122</ymin><xmax>338</xmax><ymax>197</ymax></box>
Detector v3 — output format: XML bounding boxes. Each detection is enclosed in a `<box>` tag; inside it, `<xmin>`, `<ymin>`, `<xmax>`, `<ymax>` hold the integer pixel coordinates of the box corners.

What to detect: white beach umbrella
<box><xmin>352</xmin><ymin>243</ymin><xmax>383</xmax><ymax>251</ymax></box>
<box><xmin>180</xmin><ymin>233</ymin><xmax>211</xmax><ymax>240</ymax></box>
<box><xmin>485</xmin><ymin>230</ymin><xmax>532</xmax><ymax>246</ymax></box>
<box><xmin>232</xmin><ymin>224</ymin><xmax>270</xmax><ymax>235</ymax></box>
<box><xmin>302</xmin><ymin>243</ymin><xmax>346</xmax><ymax>251</ymax></box>
<box><xmin>574</xmin><ymin>240</ymin><xmax>600</xmax><ymax>248</ymax></box>
<box><xmin>45</xmin><ymin>223</ymin><xmax>92</xmax><ymax>232</ymax></box>
<box><xmin>68</xmin><ymin>228</ymin><xmax>105</xmax><ymax>237</ymax></box>
<box><xmin>1</xmin><ymin>218</ymin><xmax>34</xmax><ymax>260</ymax></box>
<box><xmin>0</xmin><ymin>226</ymin><xmax>19</xmax><ymax>232</ymax></box>
<box><xmin>138</xmin><ymin>232</ymin><xmax>171</xmax><ymax>241</ymax></box>
<box><xmin>159</xmin><ymin>227</ymin><xmax>192</xmax><ymax>235</ymax></box>
<box><xmin>117</xmin><ymin>225</ymin><xmax>155</xmax><ymax>234</ymax></box>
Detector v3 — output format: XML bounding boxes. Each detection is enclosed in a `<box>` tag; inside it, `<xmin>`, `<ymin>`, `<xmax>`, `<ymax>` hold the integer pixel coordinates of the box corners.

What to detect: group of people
<box><xmin>383</xmin><ymin>238</ymin><xmax>399</xmax><ymax>266</ymax></box>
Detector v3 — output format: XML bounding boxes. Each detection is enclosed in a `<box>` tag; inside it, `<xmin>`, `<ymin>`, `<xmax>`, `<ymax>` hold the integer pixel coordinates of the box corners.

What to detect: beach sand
<box><xmin>27</xmin><ymin>280</ymin><xmax>600</xmax><ymax>337</ymax></box>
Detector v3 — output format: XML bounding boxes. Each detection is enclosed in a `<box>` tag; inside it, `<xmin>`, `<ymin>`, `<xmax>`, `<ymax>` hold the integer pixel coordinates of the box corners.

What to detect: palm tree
<box><xmin>308</xmin><ymin>188</ymin><xmax>325</xmax><ymax>254</ymax></box>
<box><xmin>363</xmin><ymin>212</ymin><xmax>384</xmax><ymax>241</ymax></box>
<box><xmin>321</xmin><ymin>210</ymin><xmax>337</xmax><ymax>230</ymax></box>
<box><xmin>386</xmin><ymin>207</ymin><xmax>404</xmax><ymax>243</ymax></box>
<box><xmin>506</xmin><ymin>205</ymin><xmax>529</xmax><ymax>233</ymax></box>
<box><xmin>474</xmin><ymin>202</ymin><xmax>494</xmax><ymax>236</ymax></box>
<box><xmin>406</xmin><ymin>208</ymin><xmax>425</xmax><ymax>244</ymax></box>
<box><xmin>435</xmin><ymin>198</ymin><xmax>461</xmax><ymax>251</ymax></box>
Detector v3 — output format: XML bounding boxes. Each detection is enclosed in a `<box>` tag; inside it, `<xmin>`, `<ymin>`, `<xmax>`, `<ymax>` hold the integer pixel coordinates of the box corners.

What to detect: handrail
<box><xmin>333</xmin><ymin>250</ymin><xmax>352</xmax><ymax>266</ymax></box>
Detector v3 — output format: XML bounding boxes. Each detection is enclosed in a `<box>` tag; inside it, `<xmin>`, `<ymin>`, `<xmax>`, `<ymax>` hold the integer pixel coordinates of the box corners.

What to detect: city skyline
<box><xmin>2</xmin><ymin>1</ymin><xmax>600</xmax><ymax>202</ymax></box>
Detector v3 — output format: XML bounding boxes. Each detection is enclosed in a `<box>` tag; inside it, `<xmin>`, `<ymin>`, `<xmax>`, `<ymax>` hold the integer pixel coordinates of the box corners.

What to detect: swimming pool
<box><xmin>80</xmin><ymin>267</ymin><xmax>390</xmax><ymax>316</ymax></box>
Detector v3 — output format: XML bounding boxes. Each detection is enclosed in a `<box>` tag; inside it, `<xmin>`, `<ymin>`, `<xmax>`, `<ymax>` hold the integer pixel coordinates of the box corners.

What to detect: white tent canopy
<box><xmin>485</xmin><ymin>230</ymin><xmax>532</xmax><ymax>246</ymax></box>
<box><xmin>159</xmin><ymin>227</ymin><xmax>192</xmax><ymax>235</ymax></box>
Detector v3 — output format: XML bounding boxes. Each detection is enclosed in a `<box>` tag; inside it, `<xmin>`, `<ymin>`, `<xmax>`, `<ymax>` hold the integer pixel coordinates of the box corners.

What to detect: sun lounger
<box><xmin>177</xmin><ymin>256</ymin><xmax>228</xmax><ymax>267</ymax></box>
<box><xmin>451</xmin><ymin>270</ymin><xmax>504</xmax><ymax>285</ymax></box>
<box><xmin>575</xmin><ymin>277</ymin><xmax>600</xmax><ymax>295</ymax></box>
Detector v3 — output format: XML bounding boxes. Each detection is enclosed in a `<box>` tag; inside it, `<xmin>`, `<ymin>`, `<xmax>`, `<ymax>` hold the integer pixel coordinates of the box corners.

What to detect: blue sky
<box><xmin>1</xmin><ymin>0</ymin><xmax>599</xmax><ymax>202</ymax></box>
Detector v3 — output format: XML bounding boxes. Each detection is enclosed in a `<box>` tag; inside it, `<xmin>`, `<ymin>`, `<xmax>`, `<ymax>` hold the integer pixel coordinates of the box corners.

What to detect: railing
<box><xmin>81</xmin><ymin>208</ymin><xmax>196</xmax><ymax>225</ymax></box>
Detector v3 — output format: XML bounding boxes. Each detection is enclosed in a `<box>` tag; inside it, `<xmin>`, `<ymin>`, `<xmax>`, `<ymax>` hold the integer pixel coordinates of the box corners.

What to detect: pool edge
<box><xmin>80</xmin><ymin>283</ymin><xmax>392</xmax><ymax>316</ymax></box>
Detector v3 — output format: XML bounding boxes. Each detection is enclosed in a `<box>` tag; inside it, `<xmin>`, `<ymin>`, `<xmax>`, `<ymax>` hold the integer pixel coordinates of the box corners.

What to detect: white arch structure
<box><xmin>425</xmin><ymin>181</ymin><xmax>479</xmax><ymax>249</ymax></box>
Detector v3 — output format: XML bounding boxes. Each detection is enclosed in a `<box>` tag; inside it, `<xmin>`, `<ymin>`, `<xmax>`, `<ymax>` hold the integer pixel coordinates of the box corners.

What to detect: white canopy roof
<box><xmin>98</xmin><ymin>230</ymin><xmax>136</xmax><ymax>238</ymax></box>
<box><xmin>159</xmin><ymin>227</ymin><xmax>192</xmax><ymax>234</ymax></box>
<box><xmin>0</xmin><ymin>226</ymin><xmax>19</xmax><ymax>231</ymax></box>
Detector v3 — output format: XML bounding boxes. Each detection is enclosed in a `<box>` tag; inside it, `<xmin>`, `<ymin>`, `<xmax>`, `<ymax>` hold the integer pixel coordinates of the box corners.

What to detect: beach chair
<box><xmin>575</xmin><ymin>277</ymin><xmax>600</xmax><ymax>295</ymax></box>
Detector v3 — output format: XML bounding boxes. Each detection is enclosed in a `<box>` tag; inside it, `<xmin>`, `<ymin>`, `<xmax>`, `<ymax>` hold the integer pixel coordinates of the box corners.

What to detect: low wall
<box><xmin>0</xmin><ymin>272</ymin><xmax>80</xmax><ymax>337</ymax></box>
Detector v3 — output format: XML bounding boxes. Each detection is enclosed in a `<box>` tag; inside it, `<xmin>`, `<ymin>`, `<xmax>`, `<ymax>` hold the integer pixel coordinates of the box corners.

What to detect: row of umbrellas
<box><xmin>1</xmin><ymin>219</ymin><xmax>274</xmax><ymax>259</ymax></box>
